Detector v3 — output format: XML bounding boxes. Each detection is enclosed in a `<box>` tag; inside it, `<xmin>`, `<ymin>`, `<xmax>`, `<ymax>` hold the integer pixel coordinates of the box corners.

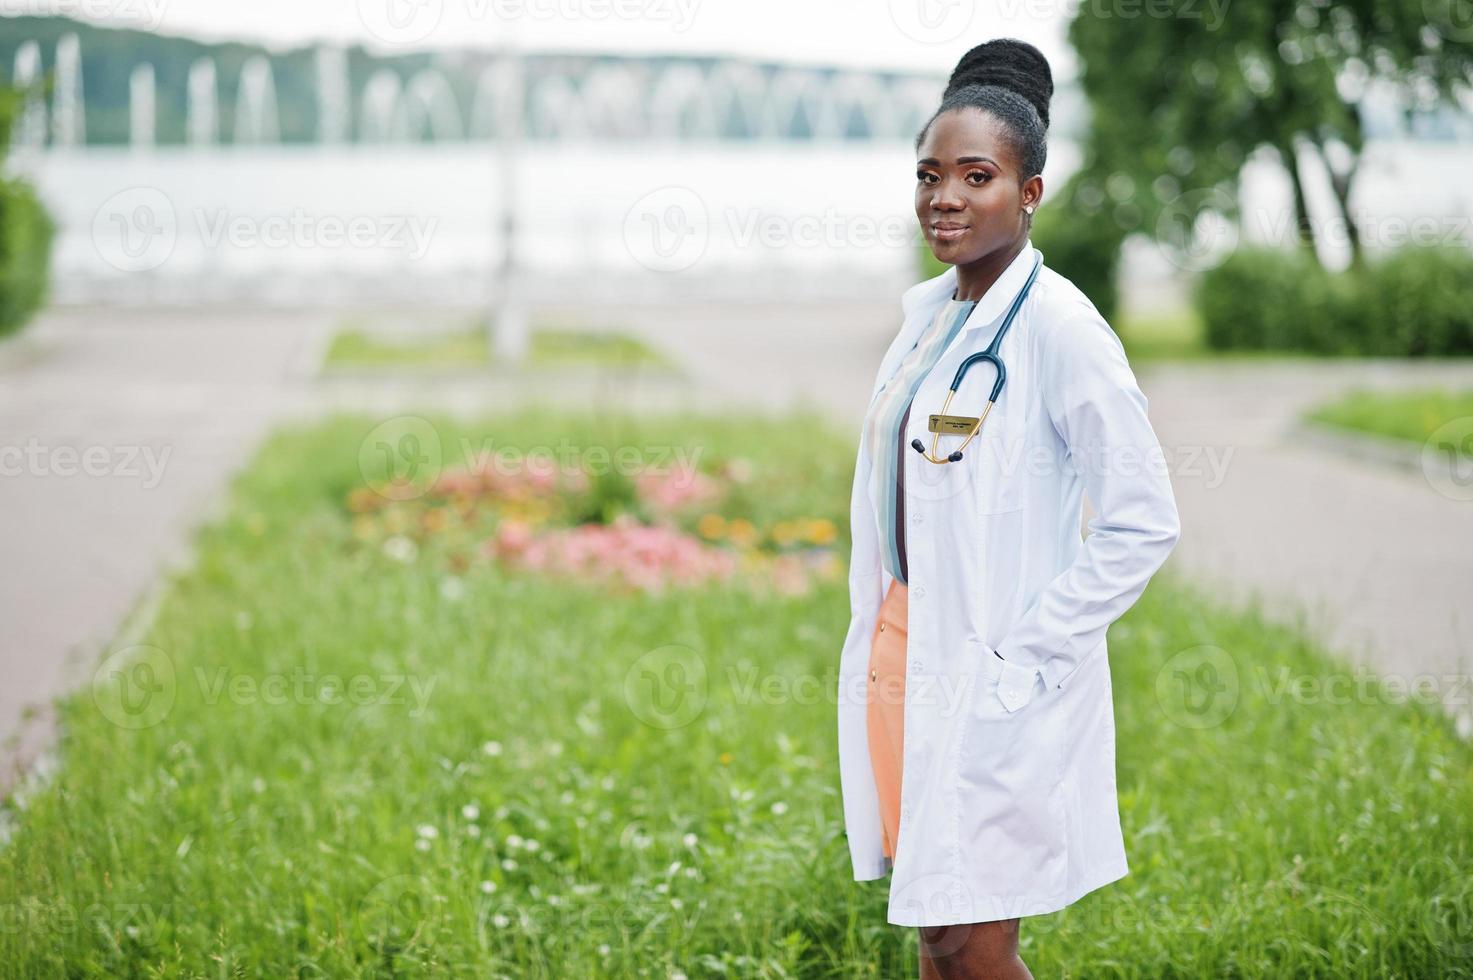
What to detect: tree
<box><xmin>1068</xmin><ymin>0</ymin><xmax>1473</xmax><ymax>270</ymax></box>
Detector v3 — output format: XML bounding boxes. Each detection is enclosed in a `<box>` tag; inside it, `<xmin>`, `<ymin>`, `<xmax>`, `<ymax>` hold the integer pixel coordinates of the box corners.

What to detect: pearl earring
<box><xmin>1023</xmin><ymin>205</ymin><xmax>1035</xmax><ymax>215</ymax></box>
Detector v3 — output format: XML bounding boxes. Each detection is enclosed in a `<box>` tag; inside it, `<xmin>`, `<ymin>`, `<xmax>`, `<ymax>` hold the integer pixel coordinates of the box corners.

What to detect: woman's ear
<box><xmin>1022</xmin><ymin>174</ymin><xmax>1044</xmax><ymax>213</ymax></box>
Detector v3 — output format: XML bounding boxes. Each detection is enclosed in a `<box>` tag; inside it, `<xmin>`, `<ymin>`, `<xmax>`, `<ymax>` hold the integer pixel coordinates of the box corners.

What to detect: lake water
<box><xmin>11</xmin><ymin>138</ymin><xmax>1471</xmax><ymax>310</ymax></box>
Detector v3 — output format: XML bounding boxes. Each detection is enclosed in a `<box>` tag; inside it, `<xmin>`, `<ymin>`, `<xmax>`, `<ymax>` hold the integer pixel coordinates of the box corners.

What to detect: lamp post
<box><xmin>489</xmin><ymin>19</ymin><xmax>529</xmax><ymax>366</ymax></box>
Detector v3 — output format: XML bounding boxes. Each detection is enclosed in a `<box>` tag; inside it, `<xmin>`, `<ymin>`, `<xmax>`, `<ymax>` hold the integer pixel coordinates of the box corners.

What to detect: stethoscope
<box><xmin>911</xmin><ymin>250</ymin><xmax>1043</xmax><ymax>464</ymax></box>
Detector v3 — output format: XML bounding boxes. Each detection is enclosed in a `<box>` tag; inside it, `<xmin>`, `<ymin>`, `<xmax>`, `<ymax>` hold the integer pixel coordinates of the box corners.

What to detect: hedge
<box><xmin>1196</xmin><ymin>246</ymin><xmax>1473</xmax><ymax>356</ymax></box>
<box><xmin>0</xmin><ymin>174</ymin><xmax>54</xmax><ymax>338</ymax></box>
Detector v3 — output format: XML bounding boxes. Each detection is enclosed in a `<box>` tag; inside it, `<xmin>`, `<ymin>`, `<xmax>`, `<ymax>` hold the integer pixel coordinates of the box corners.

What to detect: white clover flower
<box><xmin>382</xmin><ymin>535</ymin><xmax>417</xmax><ymax>563</ymax></box>
<box><xmin>597</xmin><ymin>943</ymin><xmax>610</xmax><ymax>956</ymax></box>
<box><xmin>415</xmin><ymin>839</ymin><xmax>431</xmax><ymax>853</ymax></box>
<box><xmin>506</xmin><ymin>833</ymin><xmax>523</xmax><ymax>849</ymax></box>
<box><xmin>481</xmin><ymin>880</ymin><xmax>496</xmax><ymax>894</ymax></box>
<box><xmin>482</xmin><ymin>740</ymin><xmax>503</xmax><ymax>757</ymax></box>
<box><xmin>466</xmin><ymin>825</ymin><xmax>481</xmax><ymax>838</ymax></box>
<box><xmin>501</xmin><ymin>858</ymin><xmax>517</xmax><ymax>871</ymax></box>
<box><xmin>416</xmin><ymin>824</ymin><xmax>439</xmax><ymax>839</ymax></box>
<box><xmin>492</xmin><ymin>913</ymin><xmax>510</xmax><ymax>929</ymax></box>
<box><xmin>682</xmin><ymin>833</ymin><xmax>698</xmax><ymax>848</ymax></box>
<box><xmin>770</xmin><ymin>801</ymin><xmax>788</xmax><ymax>816</ymax></box>
<box><xmin>523</xmin><ymin>838</ymin><xmax>540</xmax><ymax>852</ymax></box>
<box><xmin>462</xmin><ymin>804</ymin><xmax>480</xmax><ymax>821</ymax></box>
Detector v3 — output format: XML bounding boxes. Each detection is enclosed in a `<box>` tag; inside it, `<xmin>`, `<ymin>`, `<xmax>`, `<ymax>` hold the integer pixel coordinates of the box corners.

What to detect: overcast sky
<box><xmin>20</xmin><ymin>0</ymin><xmax>1078</xmax><ymax>77</ymax></box>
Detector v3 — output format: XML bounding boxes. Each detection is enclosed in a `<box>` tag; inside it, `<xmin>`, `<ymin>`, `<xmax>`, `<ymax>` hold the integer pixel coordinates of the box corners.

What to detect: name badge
<box><xmin>928</xmin><ymin>413</ymin><xmax>981</xmax><ymax>434</ymax></box>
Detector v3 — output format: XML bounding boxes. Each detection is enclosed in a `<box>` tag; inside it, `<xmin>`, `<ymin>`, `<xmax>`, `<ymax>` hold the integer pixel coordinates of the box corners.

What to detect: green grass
<box><xmin>323</xmin><ymin>321</ymin><xmax>676</xmax><ymax>373</ymax></box>
<box><xmin>1</xmin><ymin>409</ymin><xmax>1469</xmax><ymax>977</ymax></box>
<box><xmin>1306</xmin><ymin>387</ymin><xmax>1473</xmax><ymax>461</ymax></box>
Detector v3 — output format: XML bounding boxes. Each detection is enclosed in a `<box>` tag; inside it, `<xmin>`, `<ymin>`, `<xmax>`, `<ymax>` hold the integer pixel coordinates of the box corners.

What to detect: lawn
<box><xmin>322</xmin><ymin>320</ymin><xmax>676</xmax><ymax>374</ymax></box>
<box><xmin>1306</xmin><ymin>386</ymin><xmax>1473</xmax><ymax>462</ymax></box>
<box><xmin>1</xmin><ymin>409</ymin><xmax>1469</xmax><ymax>978</ymax></box>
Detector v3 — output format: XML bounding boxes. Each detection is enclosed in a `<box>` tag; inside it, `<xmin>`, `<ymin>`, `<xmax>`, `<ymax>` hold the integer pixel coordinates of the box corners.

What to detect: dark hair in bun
<box><xmin>915</xmin><ymin>38</ymin><xmax>1053</xmax><ymax>181</ymax></box>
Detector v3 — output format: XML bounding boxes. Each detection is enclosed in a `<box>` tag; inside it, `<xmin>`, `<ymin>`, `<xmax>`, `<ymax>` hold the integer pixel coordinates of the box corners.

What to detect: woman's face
<box><xmin>915</xmin><ymin>108</ymin><xmax>1043</xmax><ymax>267</ymax></box>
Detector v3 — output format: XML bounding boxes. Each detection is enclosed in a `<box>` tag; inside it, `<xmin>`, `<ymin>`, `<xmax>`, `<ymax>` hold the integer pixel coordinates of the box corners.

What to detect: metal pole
<box><xmin>490</xmin><ymin>19</ymin><xmax>529</xmax><ymax>366</ymax></box>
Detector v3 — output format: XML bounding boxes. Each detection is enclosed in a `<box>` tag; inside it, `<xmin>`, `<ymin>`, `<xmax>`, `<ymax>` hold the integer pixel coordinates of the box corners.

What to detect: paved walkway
<box><xmin>2</xmin><ymin>305</ymin><xmax>1470</xmax><ymax>787</ymax></box>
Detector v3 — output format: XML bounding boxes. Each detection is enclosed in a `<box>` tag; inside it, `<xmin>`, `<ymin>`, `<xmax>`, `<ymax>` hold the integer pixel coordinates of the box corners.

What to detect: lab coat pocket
<box><xmin>964</xmin><ymin>425</ymin><xmax>1026</xmax><ymax>516</ymax></box>
<box><xmin>959</xmin><ymin>637</ymin><xmax>1068</xmax><ymax>900</ymax></box>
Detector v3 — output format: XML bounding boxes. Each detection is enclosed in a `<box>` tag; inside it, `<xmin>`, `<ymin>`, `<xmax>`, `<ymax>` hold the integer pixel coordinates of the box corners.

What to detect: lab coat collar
<box><xmin>904</xmin><ymin>238</ymin><xmax>1038</xmax><ymax>325</ymax></box>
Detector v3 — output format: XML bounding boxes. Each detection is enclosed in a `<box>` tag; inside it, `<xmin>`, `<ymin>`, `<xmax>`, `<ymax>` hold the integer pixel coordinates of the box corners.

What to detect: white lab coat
<box><xmin>836</xmin><ymin>241</ymin><xmax>1181</xmax><ymax>927</ymax></box>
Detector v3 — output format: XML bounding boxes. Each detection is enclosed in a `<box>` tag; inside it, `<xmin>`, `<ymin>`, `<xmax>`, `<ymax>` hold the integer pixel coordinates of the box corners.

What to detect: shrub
<box><xmin>0</xmin><ymin>175</ymin><xmax>55</xmax><ymax>338</ymax></box>
<box><xmin>1358</xmin><ymin>246</ymin><xmax>1473</xmax><ymax>357</ymax></box>
<box><xmin>1194</xmin><ymin>245</ymin><xmax>1473</xmax><ymax>356</ymax></box>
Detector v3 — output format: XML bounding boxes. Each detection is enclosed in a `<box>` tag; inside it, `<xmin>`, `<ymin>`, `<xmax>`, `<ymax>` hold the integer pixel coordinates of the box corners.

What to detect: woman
<box><xmin>835</xmin><ymin>39</ymin><xmax>1182</xmax><ymax>978</ymax></box>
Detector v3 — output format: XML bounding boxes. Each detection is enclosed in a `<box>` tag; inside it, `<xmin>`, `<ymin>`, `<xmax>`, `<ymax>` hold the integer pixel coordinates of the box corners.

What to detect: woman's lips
<box><xmin>932</xmin><ymin>224</ymin><xmax>969</xmax><ymax>242</ymax></box>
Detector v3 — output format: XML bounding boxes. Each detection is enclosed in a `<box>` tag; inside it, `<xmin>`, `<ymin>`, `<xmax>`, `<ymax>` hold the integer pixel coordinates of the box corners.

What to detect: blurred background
<box><xmin>1</xmin><ymin>1</ymin><xmax>1472</xmax><ymax>975</ymax></box>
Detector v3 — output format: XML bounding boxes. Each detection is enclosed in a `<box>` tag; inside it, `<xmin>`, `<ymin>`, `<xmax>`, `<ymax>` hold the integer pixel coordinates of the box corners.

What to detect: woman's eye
<box><xmin>968</xmin><ymin>172</ymin><xmax>991</xmax><ymax>184</ymax></box>
<box><xmin>916</xmin><ymin>171</ymin><xmax>934</xmax><ymax>183</ymax></box>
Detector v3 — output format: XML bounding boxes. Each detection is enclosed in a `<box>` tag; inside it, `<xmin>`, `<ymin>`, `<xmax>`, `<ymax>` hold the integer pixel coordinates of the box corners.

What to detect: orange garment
<box><xmin>866</xmin><ymin>577</ymin><xmax>908</xmax><ymax>859</ymax></box>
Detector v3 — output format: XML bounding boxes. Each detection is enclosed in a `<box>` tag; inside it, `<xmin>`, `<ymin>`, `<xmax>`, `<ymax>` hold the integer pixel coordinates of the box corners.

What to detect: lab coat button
<box><xmin>912</xmin><ymin>586</ymin><xmax>925</xmax><ymax>599</ymax></box>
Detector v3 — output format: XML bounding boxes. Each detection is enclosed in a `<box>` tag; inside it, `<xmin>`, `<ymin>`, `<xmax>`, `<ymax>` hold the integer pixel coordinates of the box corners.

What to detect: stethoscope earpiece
<box><xmin>908</xmin><ymin>437</ymin><xmax>966</xmax><ymax>464</ymax></box>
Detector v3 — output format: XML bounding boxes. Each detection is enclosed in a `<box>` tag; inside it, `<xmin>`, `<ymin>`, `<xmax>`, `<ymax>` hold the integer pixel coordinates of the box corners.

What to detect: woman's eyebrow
<box><xmin>916</xmin><ymin>155</ymin><xmax>1000</xmax><ymax>167</ymax></box>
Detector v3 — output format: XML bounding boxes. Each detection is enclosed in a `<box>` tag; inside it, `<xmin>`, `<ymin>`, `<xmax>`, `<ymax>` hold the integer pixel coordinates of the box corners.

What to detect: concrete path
<box><xmin>1143</xmin><ymin>359</ymin><xmax>1473</xmax><ymax>731</ymax></box>
<box><xmin>2</xmin><ymin>304</ymin><xmax>1470</xmax><ymax>790</ymax></box>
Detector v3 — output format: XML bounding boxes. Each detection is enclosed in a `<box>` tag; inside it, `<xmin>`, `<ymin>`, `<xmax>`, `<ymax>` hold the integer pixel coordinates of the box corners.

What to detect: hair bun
<box><xmin>944</xmin><ymin>38</ymin><xmax>1053</xmax><ymax>129</ymax></box>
